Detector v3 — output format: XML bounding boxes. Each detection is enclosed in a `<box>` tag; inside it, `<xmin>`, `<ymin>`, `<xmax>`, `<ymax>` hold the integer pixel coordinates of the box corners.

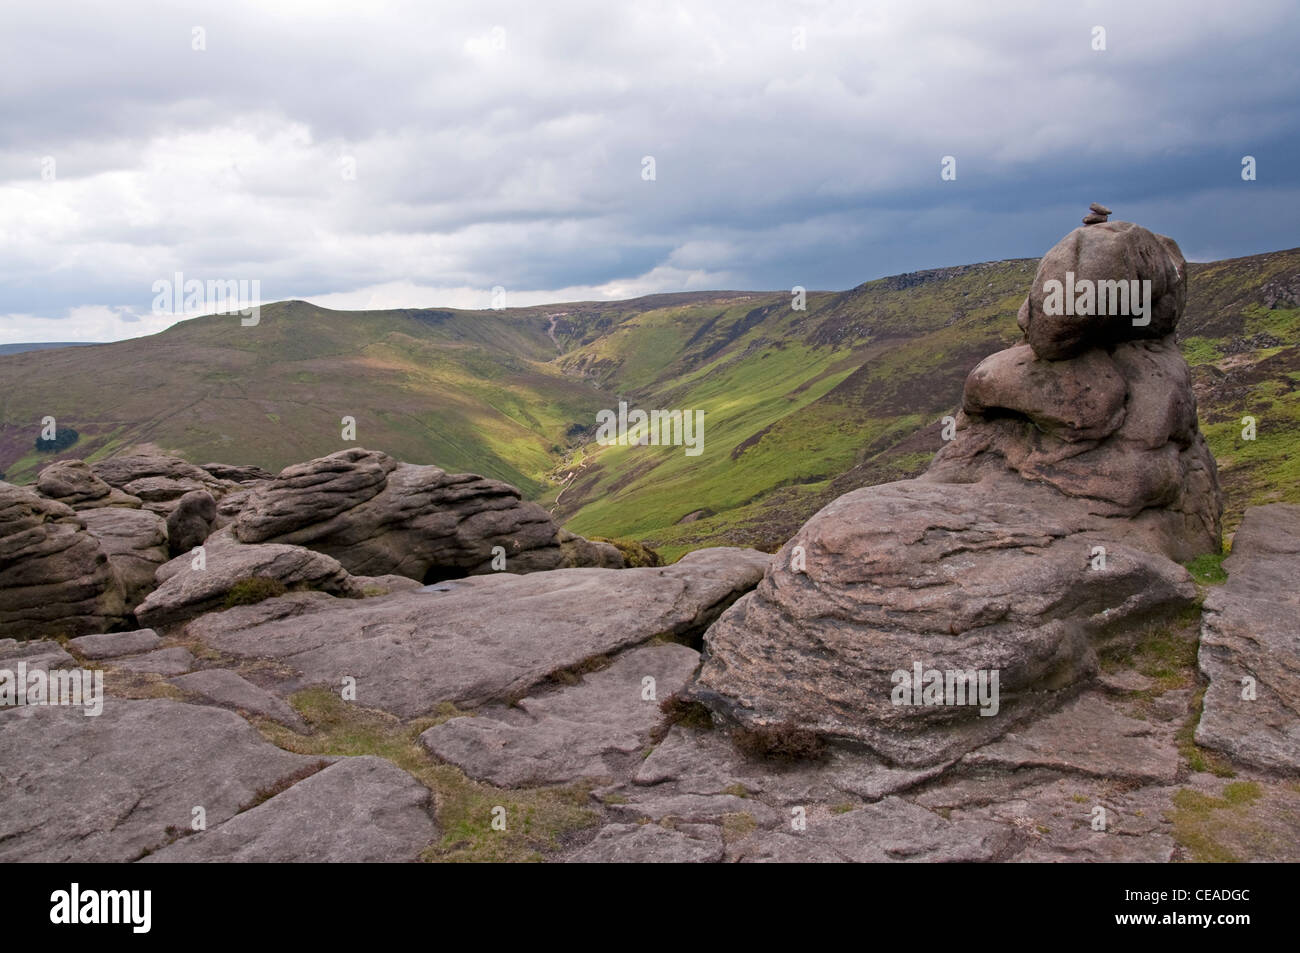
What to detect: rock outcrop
<box><xmin>0</xmin><ymin>482</ymin><xmax>127</xmax><ymax>638</ymax></box>
<box><xmin>230</xmin><ymin>448</ymin><xmax>623</xmax><ymax>581</ymax></box>
<box><xmin>689</xmin><ymin>212</ymin><xmax>1220</xmax><ymax>767</ymax></box>
<box><xmin>0</xmin><ymin>699</ymin><xmax>321</xmax><ymax>862</ymax></box>
<box><xmin>1196</xmin><ymin>503</ymin><xmax>1300</xmax><ymax>772</ymax></box>
<box><xmin>78</xmin><ymin>506</ymin><xmax>170</xmax><ymax>610</ymax></box>
<box><xmin>134</xmin><ymin>531</ymin><xmax>363</xmax><ymax>629</ymax></box>
<box><xmin>4</xmin><ymin>445</ymin><xmax>627</xmax><ymax>638</ymax></box>
<box><xmin>182</xmin><ymin>546</ymin><xmax>770</xmax><ymax>719</ymax></box>
<box><xmin>90</xmin><ymin>445</ymin><xmax>237</xmax><ymax>517</ymax></box>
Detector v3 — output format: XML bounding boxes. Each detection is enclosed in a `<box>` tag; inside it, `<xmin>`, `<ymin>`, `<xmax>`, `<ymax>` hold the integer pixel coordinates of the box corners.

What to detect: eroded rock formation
<box><xmin>689</xmin><ymin>212</ymin><xmax>1223</xmax><ymax>766</ymax></box>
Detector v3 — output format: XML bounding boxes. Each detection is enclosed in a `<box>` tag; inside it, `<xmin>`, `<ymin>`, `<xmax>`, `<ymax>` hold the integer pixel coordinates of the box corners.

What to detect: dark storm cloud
<box><xmin>0</xmin><ymin>0</ymin><xmax>1296</xmax><ymax>341</ymax></box>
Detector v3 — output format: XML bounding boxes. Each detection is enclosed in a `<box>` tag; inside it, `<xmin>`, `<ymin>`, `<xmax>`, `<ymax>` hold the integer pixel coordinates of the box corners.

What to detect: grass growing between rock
<box><xmin>258</xmin><ymin>686</ymin><xmax>599</xmax><ymax>862</ymax></box>
<box><xmin>1099</xmin><ymin>607</ymin><xmax>1201</xmax><ymax>693</ymax></box>
<box><xmin>224</xmin><ymin>576</ymin><xmax>288</xmax><ymax>609</ymax></box>
<box><xmin>1183</xmin><ymin>552</ymin><xmax>1228</xmax><ymax>585</ymax></box>
<box><xmin>1175</xmin><ymin>687</ymin><xmax>1236</xmax><ymax>778</ymax></box>
<box><xmin>1169</xmin><ymin>782</ymin><xmax>1263</xmax><ymax>862</ymax></box>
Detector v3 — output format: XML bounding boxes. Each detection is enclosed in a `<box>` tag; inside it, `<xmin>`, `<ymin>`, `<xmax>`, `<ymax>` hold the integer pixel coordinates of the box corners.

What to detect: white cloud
<box><xmin>0</xmin><ymin>0</ymin><xmax>1296</xmax><ymax>341</ymax></box>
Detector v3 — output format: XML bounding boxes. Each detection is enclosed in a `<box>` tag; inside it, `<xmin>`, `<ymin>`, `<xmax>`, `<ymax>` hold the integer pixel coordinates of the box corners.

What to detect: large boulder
<box><xmin>134</xmin><ymin>531</ymin><xmax>363</xmax><ymax>629</ymax></box>
<box><xmin>689</xmin><ymin>480</ymin><xmax>1197</xmax><ymax>767</ymax></box>
<box><xmin>0</xmin><ymin>482</ymin><xmax>127</xmax><ymax>639</ymax></box>
<box><xmin>166</xmin><ymin>489</ymin><xmax>216</xmax><ymax>557</ymax></box>
<box><xmin>35</xmin><ymin>458</ymin><xmax>112</xmax><ymax>505</ymax></box>
<box><xmin>1018</xmin><ymin>220</ymin><xmax>1186</xmax><ymax>360</ymax></box>
<box><xmin>688</xmin><ymin>212</ymin><xmax>1219</xmax><ymax>766</ymax></box>
<box><xmin>78</xmin><ymin>506</ymin><xmax>170</xmax><ymax>610</ymax></box>
<box><xmin>90</xmin><ymin>445</ymin><xmax>235</xmax><ymax>516</ymax></box>
<box><xmin>35</xmin><ymin>459</ymin><xmax>140</xmax><ymax>510</ymax></box>
<box><xmin>230</xmin><ymin>448</ymin><xmax>622</xmax><ymax>581</ymax></box>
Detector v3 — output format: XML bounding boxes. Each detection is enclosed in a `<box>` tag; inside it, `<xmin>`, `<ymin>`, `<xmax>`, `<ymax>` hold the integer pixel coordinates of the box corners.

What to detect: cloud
<box><xmin>1</xmin><ymin>0</ymin><xmax>1297</xmax><ymax>341</ymax></box>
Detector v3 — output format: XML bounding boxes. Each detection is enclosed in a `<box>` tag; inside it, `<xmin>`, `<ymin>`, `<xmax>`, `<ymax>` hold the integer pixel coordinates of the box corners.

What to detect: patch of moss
<box><xmin>1101</xmin><ymin>607</ymin><xmax>1202</xmax><ymax>692</ymax></box>
<box><xmin>588</xmin><ymin>536</ymin><xmax>663</xmax><ymax>568</ymax></box>
<box><xmin>224</xmin><ymin>576</ymin><xmax>288</xmax><ymax>609</ymax></box>
<box><xmin>259</xmin><ymin>687</ymin><xmax>599</xmax><ymax>862</ymax></box>
<box><xmin>1168</xmin><ymin>783</ymin><xmax>1263</xmax><ymax>862</ymax></box>
<box><xmin>722</xmin><ymin>811</ymin><xmax>758</xmax><ymax>839</ymax></box>
<box><xmin>1184</xmin><ymin>552</ymin><xmax>1228</xmax><ymax>585</ymax></box>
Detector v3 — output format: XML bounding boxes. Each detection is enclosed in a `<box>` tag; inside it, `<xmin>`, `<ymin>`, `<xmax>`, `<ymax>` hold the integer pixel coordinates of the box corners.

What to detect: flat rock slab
<box><xmin>67</xmin><ymin>628</ymin><xmax>161</xmax><ymax>660</ymax></box>
<box><xmin>566</xmin><ymin>822</ymin><xmax>724</xmax><ymax>863</ymax></box>
<box><xmin>1197</xmin><ymin>504</ymin><xmax>1300</xmax><ymax>772</ymax></box>
<box><xmin>738</xmin><ymin>796</ymin><xmax>1016</xmax><ymax>863</ymax></box>
<box><xmin>169</xmin><ymin>668</ymin><xmax>308</xmax><ymax>731</ymax></box>
<box><xmin>961</xmin><ymin>692</ymin><xmax>1179</xmax><ymax>783</ymax></box>
<box><xmin>608</xmin><ymin>792</ymin><xmax>781</xmax><ymax>828</ymax></box>
<box><xmin>420</xmin><ymin>642</ymin><xmax>700</xmax><ymax>786</ymax></box>
<box><xmin>109</xmin><ymin>646</ymin><xmax>194</xmax><ymax>676</ymax></box>
<box><xmin>634</xmin><ymin>725</ymin><xmax>945</xmax><ymax>804</ymax></box>
<box><xmin>190</xmin><ymin>547</ymin><xmax>769</xmax><ymax>719</ymax></box>
<box><xmin>0</xmin><ymin>699</ymin><xmax>321</xmax><ymax>862</ymax></box>
<box><xmin>0</xmin><ymin>638</ymin><xmax>75</xmax><ymax>672</ymax></box>
<box><xmin>142</xmin><ymin>756</ymin><xmax>436</xmax><ymax>862</ymax></box>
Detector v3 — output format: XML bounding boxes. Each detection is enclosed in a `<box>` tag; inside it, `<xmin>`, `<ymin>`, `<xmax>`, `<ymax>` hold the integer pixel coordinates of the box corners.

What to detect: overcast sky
<box><xmin>1</xmin><ymin>0</ymin><xmax>1297</xmax><ymax>343</ymax></box>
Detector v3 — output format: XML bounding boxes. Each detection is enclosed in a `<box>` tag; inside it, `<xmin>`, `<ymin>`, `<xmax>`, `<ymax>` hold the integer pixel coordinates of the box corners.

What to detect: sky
<box><xmin>1</xmin><ymin>0</ymin><xmax>1298</xmax><ymax>343</ymax></box>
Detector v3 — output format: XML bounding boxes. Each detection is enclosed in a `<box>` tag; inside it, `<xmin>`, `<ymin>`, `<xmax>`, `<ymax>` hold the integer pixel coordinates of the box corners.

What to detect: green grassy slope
<box><xmin>1</xmin><ymin>249</ymin><xmax>1296</xmax><ymax>558</ymax></box>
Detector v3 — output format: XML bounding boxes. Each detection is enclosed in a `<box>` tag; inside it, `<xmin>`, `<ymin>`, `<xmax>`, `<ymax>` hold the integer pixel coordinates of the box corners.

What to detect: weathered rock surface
<box><xmin>187</xmin><ymin>547</ymin><xmax>770</xmax><ymax>719</ymax></box>
<box><xmin>141</xmin><ymin>756</ymin><xmax>436</xmax><ymax>862</ymax></box>
<box><xmin>198</xmin><ymin>462</ymin><xmax>273</xmax><ymax>484</ymax></box>
<box><xmin>740</xmin><ymin>796</ymin><xmax>1016</xmax><ymax>863</ymax></box>
<box><xmin>0</xmin><ymin>482</ymin><xmax>126</xmax><ymax>638</ymax></box>
<box><xmin>91</xmin><ymin>446</ymin><xmax>227</xmax><ymax>495</ymax></box>
<box><xmin>566</xmin><ymin>822</ymin><xmax>724</xmax><ymax>863</ymax></box>
<box><xmin>690</xmin><ymin>480</ymin><xmax>1196</xmax><ymax>766</ymax></box>
<box><xmin>0</xmin><ymin>635</ymin><xmax>76</xmax><ymax>671</ymax></box>
<box><xmin>230</xmin><ymin>448</ymin><xmax>623</xmax><ymax>581</ymax></box>
<box><xmin>1017</xmin><ymin>220</ymin><xmax>1186</xmax><ymax>359</ymax></box>
<box><xmin>689</xmin><ymin>216</ymin><xmax>1219</xmax><ymax>767</ymax></box>
<box><xmin>1197</xmin><ymin>503</ymin><xmax>1300</xmax><ymax>772</ymax></box>
<box><xmin>109</xmin><ymin>645</ymin><xmax>194</xmax><ymax>675</ymax></box>
<box><xmin>961</xmin><ymin>692</ymin><xmax>1180</xmax><ymax>784</ymax></box>
<box><xmin>420</xmin><ymin>642</ymin><xmax>701</xmax><ymax>786</ymax></box>
<box><xmin>0</xmin><ymin>699</ymin><xmax>320</xmax><ymax>862</ymax></box>
<box><xmin>165</xmin><ymin>489</ymin><xmax>216</xmax><ymax>557</ymax></box>
<box><xmin>66</xmin><ymin>627</ymin><xmax>161</xmax><ymax>659</ymax></box>
<box><xmin>135</xmin><ymin>532</ymin><xmax>361</xmax><ymax>629</ymax></box>
<box><xmin>78</xmin><ymin>506</ymin><xmax>170</xmax><ymax>609</ymax></box>
<box><xmin>169</xmin><ymin>668</ymin><xmax>308</xmax><ymax>731</ymax></box>
<box><xmin>634</xmin><ymin>724</ymin><xmax>945</xmax><ymax>803</ymax></box>
<box><xmin>930</xmin><ymin>338</ymin><xmax>1221</xmax><ymax>558</ymax></box>
<box><xmin>35</xmin><ymin>459</ymin><xmax>114</xmax><ymax>506</ymax></box>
